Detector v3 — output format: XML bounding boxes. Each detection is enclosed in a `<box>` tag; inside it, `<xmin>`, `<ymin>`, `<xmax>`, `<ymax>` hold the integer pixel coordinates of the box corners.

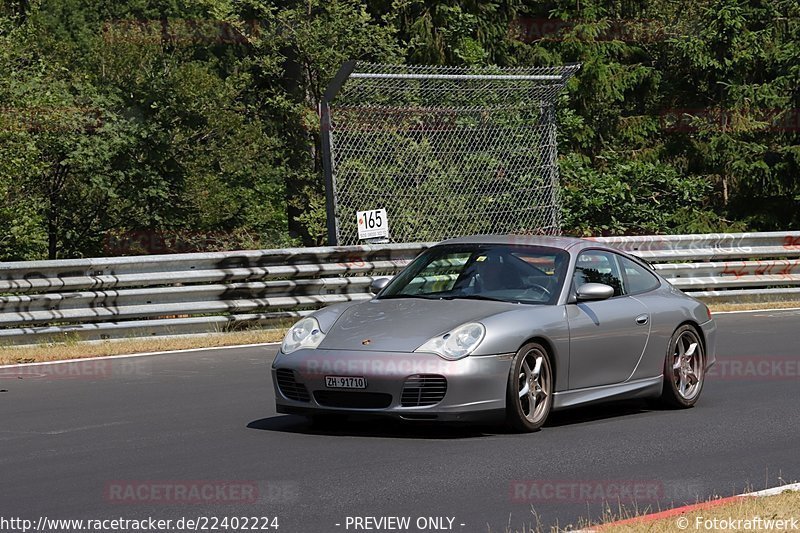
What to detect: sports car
<box><xmin>271</xmin><ymin>235</ymin><xmax>716</xmax><ymax>432</ymax></box>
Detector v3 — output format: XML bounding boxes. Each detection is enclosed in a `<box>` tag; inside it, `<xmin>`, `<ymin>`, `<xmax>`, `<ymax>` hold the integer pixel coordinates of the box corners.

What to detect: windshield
<box><xmin>379</xmin><ymin>244</ymin><xmax>569</xmax><ymax>305</ymax></box>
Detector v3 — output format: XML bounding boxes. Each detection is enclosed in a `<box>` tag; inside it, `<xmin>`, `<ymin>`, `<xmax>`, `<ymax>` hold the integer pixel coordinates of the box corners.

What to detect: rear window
<box><xmin>619</xmin><ymin>255</ymin><xmax>660</xmax><ymax>294</ymax></box>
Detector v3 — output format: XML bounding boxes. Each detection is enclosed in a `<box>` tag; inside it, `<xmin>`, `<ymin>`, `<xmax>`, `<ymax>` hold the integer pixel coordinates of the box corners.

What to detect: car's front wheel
<box><xmin>660</xmin><ymin>324</ymin><xmax>706</xmax><ymax>408</ymax></box>
<box><xmin>506</xmin><ymin>342</ymin><xmax>553</xmax><ymax>432</ymax></box>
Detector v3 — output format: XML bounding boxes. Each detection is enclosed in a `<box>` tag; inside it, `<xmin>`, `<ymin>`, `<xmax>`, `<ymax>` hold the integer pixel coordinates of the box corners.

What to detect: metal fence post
<box><xmin>321</xmin><ymin>60</ymin><xmax>357</xmax><ymax>246</ymax></box>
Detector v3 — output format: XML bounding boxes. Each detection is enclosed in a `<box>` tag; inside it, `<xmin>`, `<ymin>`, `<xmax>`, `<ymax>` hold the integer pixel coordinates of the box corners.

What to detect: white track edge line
<box><xmin>1</xmin><ymin>306</ymin><xmax>797</xmax><ymax>369</ymax></box>
<box><xmin>744</xmin><ymin>482</ymin><xmax>800</xmax><ymax>497</ymax></box>
<box><xmin>713</xmin><ymin>306</ymin><xmax>800</xmax><ymax>315</ymax></box>
<box><xmin>0</xmin><ymin>342</ymin><xmax>281</xmax><ymax>369</ymax></box>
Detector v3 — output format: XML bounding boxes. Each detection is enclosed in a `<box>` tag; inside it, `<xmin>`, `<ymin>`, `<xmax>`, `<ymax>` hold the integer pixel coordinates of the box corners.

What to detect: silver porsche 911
<box><xmin>271</xmin><ymin>235</ymin><xmax>716</xmax><ymax>432</ymax></box>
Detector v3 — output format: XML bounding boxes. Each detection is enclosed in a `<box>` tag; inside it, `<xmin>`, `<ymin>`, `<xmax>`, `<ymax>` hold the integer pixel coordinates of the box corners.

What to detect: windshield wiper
<box><xmin>378</xmin><ymin>294</ymin><xmax>437</xmax><ymax>300</ymax></box>
<box><xmin>442</xmin><ymin>294</ymin><xmax>518</xmax><ymax>303</ymax></box>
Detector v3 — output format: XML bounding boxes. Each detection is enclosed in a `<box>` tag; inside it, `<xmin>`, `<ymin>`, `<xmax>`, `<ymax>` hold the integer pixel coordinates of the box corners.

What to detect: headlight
<box><xmin>281</xmin><ymin>317</ymin><xmax>326</xmax><ymax>354</ymax></box>
<box><xmin>415</xmin><ymin>322</ymin><xmax>486</xmax><ymax>360</ymax></box>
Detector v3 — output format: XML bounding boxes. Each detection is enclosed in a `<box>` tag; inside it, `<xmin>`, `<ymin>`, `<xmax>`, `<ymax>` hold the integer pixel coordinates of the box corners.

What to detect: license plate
<box><xmin>325</xmin><ymin>376</ymin><xmax>367</xmax><ymax>389</ymax></box>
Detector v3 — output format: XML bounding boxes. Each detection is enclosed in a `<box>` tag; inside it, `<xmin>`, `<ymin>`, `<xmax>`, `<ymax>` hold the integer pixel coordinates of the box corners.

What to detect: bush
<box><xmin>560</xmin><ymin>153</ymin><xmax>740</xmax><ymax>236</ymax></box>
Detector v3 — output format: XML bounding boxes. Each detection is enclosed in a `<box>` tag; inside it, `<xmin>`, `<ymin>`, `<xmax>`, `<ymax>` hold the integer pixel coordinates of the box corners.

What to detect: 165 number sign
<box><xmin>356</xmin><ymin>209</ymin><xmax>390</xmax><ymax>240</ymax></box>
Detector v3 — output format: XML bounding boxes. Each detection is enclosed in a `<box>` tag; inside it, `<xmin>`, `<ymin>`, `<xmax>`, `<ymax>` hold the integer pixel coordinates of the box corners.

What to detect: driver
<box><xmin>476</xmin><ymin>252</ymin><xmax>516</xmax><ymax>292</ymax></box>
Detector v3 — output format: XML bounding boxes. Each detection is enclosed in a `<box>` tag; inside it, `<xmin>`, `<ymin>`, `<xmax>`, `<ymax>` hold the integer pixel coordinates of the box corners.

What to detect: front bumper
<box><xmin>271</xmin><ymin>348</ymin><xmax>513</xmax><ymax>421</ymax></box>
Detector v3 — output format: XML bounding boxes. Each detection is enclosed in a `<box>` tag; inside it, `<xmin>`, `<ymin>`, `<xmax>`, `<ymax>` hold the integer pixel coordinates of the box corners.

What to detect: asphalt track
<box><xmin>1</xmin><ymin>309</ymin><xmax>798</xmax><ymax>532</ymax></box>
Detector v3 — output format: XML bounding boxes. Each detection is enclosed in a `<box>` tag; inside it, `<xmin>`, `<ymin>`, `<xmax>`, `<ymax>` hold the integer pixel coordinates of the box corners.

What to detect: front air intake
<box><xmin>401</xmin><ymin>374</ymin><xmax>447</xmax><ymax>407</ymax></box>
<box><xmin>275</xmin><ymin>369</ymin><xmax>310</xmax><ymax>402</ymax></box>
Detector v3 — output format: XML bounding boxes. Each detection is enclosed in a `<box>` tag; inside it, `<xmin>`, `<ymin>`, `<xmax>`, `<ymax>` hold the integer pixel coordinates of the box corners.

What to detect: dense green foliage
<box><xmin>0</xmin><ymin>0</ymin><xmax>798</xmax><ymax>259</ymax></box>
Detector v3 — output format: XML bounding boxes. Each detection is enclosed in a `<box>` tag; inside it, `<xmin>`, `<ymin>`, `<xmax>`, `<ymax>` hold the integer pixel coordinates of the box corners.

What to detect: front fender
<box><xmin>475</xmin><ymin>305</ymin><xmax>570</xmax><ymax>391</ymax></box>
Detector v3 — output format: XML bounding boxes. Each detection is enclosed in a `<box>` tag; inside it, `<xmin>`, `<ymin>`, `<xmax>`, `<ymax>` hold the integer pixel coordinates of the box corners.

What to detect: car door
<box><xmin>566</xmin><ymin>250</ymin><xmax>651</xmax><ymax>389</ymax></box>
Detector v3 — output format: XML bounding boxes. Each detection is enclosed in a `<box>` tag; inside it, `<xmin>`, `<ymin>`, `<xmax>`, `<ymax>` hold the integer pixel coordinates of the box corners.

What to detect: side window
<box><xmin>573</xmin><ymin>250</ymin><xmax>624</xmax><ymax>297</ymax></box>
<box><xmin>618</xmin><ymin>255</ymin><xmax>660</xmax><ymax>294</ymax></box>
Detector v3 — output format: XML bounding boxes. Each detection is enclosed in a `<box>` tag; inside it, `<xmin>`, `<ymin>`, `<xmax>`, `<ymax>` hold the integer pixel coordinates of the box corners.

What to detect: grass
<box><xmin>497</xmin><ymin>489</ymin><xmax>800</xmax><ymax>532</ymax></box>
<box><xmin>600</xmin><ymin>490</ymin><xmax>800</xmax><ymax>532</ymax></box>
<box><xmin>0</xmin><ymin>328</ymin><xmax>285</xmax><ymax>365</ymax></box>
<box><xmin>708</xmin><ymin>300</ymin><xmax>800</xmax><ymax>313</ymax></box>
<box><xmin>2</xmin><ymin>300</ymin><xmax>799</xmax><ymax>366</ymax></box>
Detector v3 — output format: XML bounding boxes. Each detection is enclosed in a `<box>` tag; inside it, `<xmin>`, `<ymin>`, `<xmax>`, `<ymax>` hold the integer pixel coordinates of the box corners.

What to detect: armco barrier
<box><xmin>0</xmin><ymin>232</ymin><xmax>798</xmax><ymax>346</ymax></box>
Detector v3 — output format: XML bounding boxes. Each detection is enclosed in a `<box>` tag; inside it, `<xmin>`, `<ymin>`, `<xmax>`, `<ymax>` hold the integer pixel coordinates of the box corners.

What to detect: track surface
<box><xmin>1</xmin><ymin>310</ymin><xmax>798</xmax><ymax>532</ymax></box>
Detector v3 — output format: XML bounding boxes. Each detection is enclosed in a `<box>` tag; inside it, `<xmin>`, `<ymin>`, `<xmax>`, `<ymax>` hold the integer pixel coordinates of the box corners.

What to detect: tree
<box><xmin>1</xmin><ymin>0</ymin><xmax>798</xmax><ymax>260</ymax></box>
<box><xmin>241</xmin><ymin>0</ymin><xmax>402</xmax><ymax>244</ymax></box>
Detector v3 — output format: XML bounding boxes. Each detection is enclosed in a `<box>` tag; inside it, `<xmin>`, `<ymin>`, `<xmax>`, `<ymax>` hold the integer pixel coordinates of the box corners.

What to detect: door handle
<box><xmin>635</xmin><ymin>314</ymin><xmax>649</xmax><ymax>326</ymax></box>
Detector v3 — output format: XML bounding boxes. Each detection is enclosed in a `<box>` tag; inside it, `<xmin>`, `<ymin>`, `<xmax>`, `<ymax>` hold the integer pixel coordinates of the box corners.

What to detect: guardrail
<box><xmin>1</xmin><ymin>232</ymin><xmax>799</xmax><ymax>346</ymax></box>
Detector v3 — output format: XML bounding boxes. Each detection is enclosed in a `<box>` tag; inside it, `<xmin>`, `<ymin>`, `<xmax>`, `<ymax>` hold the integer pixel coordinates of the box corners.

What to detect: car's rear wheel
<box><xmin>660</xmin><ymin>324</ymin><xmax>705</xmax><ymax>408</ymax></box>
<box><xmin>506</xmin><ymin>342</ymin><xmax>553</xmax><ymax>432</ymax></box>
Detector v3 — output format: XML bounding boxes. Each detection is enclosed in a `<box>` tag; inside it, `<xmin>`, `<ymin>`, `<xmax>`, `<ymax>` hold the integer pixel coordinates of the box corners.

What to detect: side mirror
<box><xmin>369</xmin><ymin>277</ymin><xmax>390</xmax><ymax>295</ymax></box>
<box><xmin>576</xmin><ymin>283</ymin><xmax>614</xmax><ymax>301</ymax></box>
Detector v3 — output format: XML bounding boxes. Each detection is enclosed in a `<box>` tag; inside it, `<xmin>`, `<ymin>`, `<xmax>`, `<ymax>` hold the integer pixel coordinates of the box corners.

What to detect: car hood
<box><xmin>317</xmin><ymin>298</ymin><xmax>515</xmax><ymax>353</ymax></box>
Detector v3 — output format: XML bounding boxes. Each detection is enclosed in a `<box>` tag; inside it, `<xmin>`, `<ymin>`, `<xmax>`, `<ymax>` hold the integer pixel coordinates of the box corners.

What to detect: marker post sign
<box><xmin>356</xmin><ymin>209</ymin><xmax>390</xmax><ymax>241</ymax></box>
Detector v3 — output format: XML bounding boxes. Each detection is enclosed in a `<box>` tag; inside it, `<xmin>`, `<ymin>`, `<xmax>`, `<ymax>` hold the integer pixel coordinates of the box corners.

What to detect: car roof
<box><xmin>438</xmin><ymin>234</ymin><xmax>608</xmax><ymax>252</ymax></box>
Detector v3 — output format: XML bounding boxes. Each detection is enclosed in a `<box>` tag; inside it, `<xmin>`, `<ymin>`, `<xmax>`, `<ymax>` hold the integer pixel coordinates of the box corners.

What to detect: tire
<box><xmin>505</xmin><ymin>342</ymin><xmax>554</xmax><ymax>432</ymax></box>
<box><xmin>660</xmin><ymin>324</ymin><xmax>706</xmax><ymax>408</ymax></box>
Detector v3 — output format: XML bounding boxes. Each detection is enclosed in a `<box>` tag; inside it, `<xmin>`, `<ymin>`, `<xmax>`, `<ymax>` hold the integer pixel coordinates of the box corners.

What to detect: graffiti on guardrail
<box><xmin>785</xmin><ymin>236</ymin><xmax>800</xmax><ymax>249</ymax></box>
<box><xmin>754</xmin><ymin>261</ymin><xmax>798</xmax><ymax>276</ymax></box>
<box><xmin>719</xmin><ymin>260</ymin><xmax>800</xmax><ymax>278</ymax></box>
<box><xmin>720</xmin><ymin>265</ymin><xmax>748</xmax><ymax>278</ymax></box>
<box><xmin>598</xmin><ymin>232</ymin><xmax>800</xmax><ymax>258</ymax></box>
<box><xmin>0</xmin><ymin>234</ymin><xmax>798</xmax><ymax>346</ymax></box>
<box><xmin>656</xmin><ymin>259</ymin><xmax>800</xmax><ymax>281</ymax></box>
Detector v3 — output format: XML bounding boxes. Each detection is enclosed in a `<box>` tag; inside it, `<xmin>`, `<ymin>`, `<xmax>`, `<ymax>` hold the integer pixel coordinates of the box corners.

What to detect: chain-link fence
<box><xmin>320</xmin><ymin>62</ymin><xmax>580</xmax><ymax>246</ymax></box>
